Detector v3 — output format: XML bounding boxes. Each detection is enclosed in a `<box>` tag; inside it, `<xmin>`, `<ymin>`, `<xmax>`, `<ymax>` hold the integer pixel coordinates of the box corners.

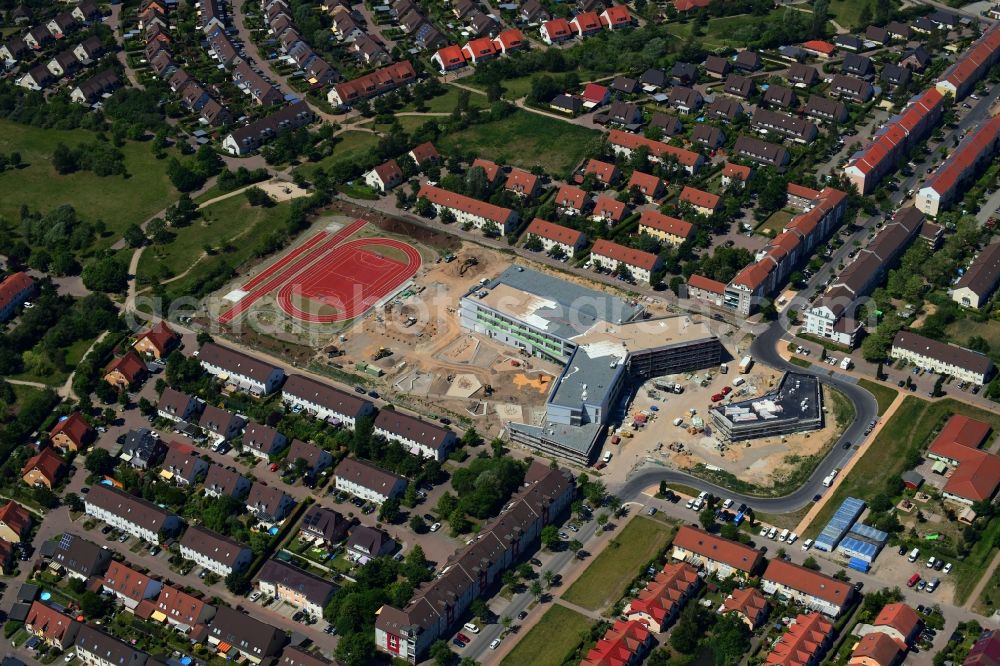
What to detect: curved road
<box><xmin>615</xmin><ymin>319</ymin><xmax>878</xmax><ymax>513</ymax></box>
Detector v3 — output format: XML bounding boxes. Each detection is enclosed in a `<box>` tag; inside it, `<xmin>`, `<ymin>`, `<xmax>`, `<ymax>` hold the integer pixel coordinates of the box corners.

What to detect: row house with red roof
<box><xmin>762</xmin><ymin>560</ymin><xmax>855</xmax><ymax>617</ymax></box>
<box><xmin>639</xmin><ymin>210</ymin><xmax>693</xmax><ymax>247</ymax></box>
<box><xmin>853</xmin><ymin>602</ymin><xmax>921</xmax><ymax>660</ymax></box>
<box><xmin>723</xmin><ymin>587</ymin><xmax>769</xmax><ymax>630</ymax></box>
<box><xmin>679</xmin><ymin>186</ymin><xmax>721</xmax><ymax>217</ymax></box>
<box><xmin>671</xmin><ymin>525</ymin><xmax>764</xmax><ymax>579</ymax></box>
<box><xmin>936</xmin><ymin>23</ymin><xmax>1000</xmax><ymax>100</ymax></box>
<box><xmin>765</xmin><ymin>613</ymin><xmax>834</xmax><ymax>666</ymax></box>
<box><xmin>374</xmin><ymin>463</ymin><xmax>574</xmax><ymax>663</ymax></box>
<box><xmin>103</xmin><ymin>560</ymin><xmax>162</xmax><ymax>609</ymax></box>
<box><xmin>589</xmin><ymin>239</ymin><xmax>662</xmax><ymax>284</ymax></box>
<box><xmin>581</xmin><ymin>619</ymin><xmax>654</xmax><ymax>666</ymax></box>
<box><xmin>431</xmin><ymin>44</ymin><xmax>465</xmax><ymax>72</ymax></box>
<box><xmin>525</xmin><ymin>218</ymin><xmax>587</xmax><ymax>257</ymax></box>
<box><xmin>844</xmin><ymin>87</ymin><xmax>944</xmax><ymax>195</ymax></box>
<box><xmin>607</xmin><ymin>129</ymin><xmax>705</xmax><ymax>175</ymax></box>
<box><xmin>327</xmin><ymin>60</ymin><xmax>416</xmax><ymax>107</ymax></box>
<box><xmin>686</xmin><ymin>274</ymin><xmax>727</xmax><ymax>307</ymax></box>
<box><xmin>916</xmin><ymin>116</ymin><xmax>1000</xmax><ymax>217</ymax></box>
<box><xmin>0</xmin><ymin>271</ymin><xmax>34</xmax><ymax>321</ymax></box>
<box><xmin>724</xmin><ymin>187</ymin><xmax>848</xmax><ymax>315</ymax></box>
<box><xmin>418</xmin><ymin>184</ymin><xmax>519</xmax><ymax>235</ymax></box>
<box><xmin>623</xmin><ymin>562</ymin><xmax>700</xmax><ymax>631</ymax></box>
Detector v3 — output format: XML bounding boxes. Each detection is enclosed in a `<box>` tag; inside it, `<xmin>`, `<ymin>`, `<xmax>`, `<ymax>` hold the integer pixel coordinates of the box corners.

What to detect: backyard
<box><xmin>0</xmin><ymin>120</ymin><xmax>178</xmax><ymax>247</ymax></box>
<box><xmin>562</xmin><ymin>516</ymin><xmax>675</xmax><ymax>612</ymax></box>
<box><xmin>437</xmin><ymin>110</ymin><xmax>600</xmax><ymax>177</ymax></box>
<box><xmin>499</xmin><ymin>604</ymin><xmax>594</xmax><ymax>666</ymax></box>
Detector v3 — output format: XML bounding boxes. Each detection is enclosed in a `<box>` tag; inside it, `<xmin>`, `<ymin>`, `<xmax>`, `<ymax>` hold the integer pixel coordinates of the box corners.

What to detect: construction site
<box><xmin>598</xmin><ymin>362</ymin><xmax>845</xmax><ymax>489</ymax></box>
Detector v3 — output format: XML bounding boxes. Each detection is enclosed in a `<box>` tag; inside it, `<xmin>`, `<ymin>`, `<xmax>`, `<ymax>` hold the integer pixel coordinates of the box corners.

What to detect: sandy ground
<box><xmin>602</xmin><ymin>361</ymin><xmax>841</xmax><ymax>489</ymax></box>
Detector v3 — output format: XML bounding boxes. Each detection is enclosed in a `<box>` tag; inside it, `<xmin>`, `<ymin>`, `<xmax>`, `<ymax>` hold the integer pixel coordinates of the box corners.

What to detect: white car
<box><xmin>490</xmin><ymin>638</ymin><xmax>502</xmax><ymax>650</ymax></box>
<box><xmin>464</xmin><ymin>622</ymin><xmax>480</xmax><ymax>634</ymax></box>
<box><xmin>602</xmin><ymin>451</ymin><xmax>612</xmax><ymax>463</ymax></box>
<box><xmin>250</xmin><ymin>591</ymin><xmax>262</xmax><ymax>602</ymax></box>
<box><xmin>767</xmin><ymin>527</ymin><xmax>777</xmax><ymax>540</ymax></box>
<box><xmin>943</xmin><ymin>562</ymin><xmax>952</xmax><ymax>574</ymax></box>
<box><xmin>786</xmin><ymin>532</ymin><xmax>798</xmax><ymax>545</ymax></box>
<box><xmin>722</xmin><ymin>498</ymin><xmax>733</xmax><ymax>509</ymax></box>
<box><xmin>429</xmin><ymin>522</ymin><xmax>441</xmax><ymax>532</ymax></box>
<box><xmin>759</xmin><ymin>527</ymin><xmax>769</xmax><ymax>538</ymax></box>
<box><xmin>801</xmin><ymin>538</ymin><xmax>813</xmax><ymax>551</ymax></box>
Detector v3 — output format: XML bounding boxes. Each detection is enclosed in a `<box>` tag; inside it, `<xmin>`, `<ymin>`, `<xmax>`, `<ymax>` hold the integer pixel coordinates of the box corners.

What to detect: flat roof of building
<box><xmin>713</xmin><ymin>372</ymin><xmax>821</xmax><ymax>428</ymax></box>
<box><xmin>509</xmin><ymin>421</ymin><xmax>604</xmax><ymax>457</ymax></box>
<box><xmin>473</xmin><ymin>266</ymin><xmax>644</xmax><ymax>342</ymax></box>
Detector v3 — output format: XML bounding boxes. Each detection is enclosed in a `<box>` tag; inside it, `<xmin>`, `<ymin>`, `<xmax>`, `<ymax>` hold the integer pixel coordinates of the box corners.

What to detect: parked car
<box><xmin>463</xmin><ymin>622</ymin><xmax>480</xmax><ymax>634</ymax></box>
<box><xmin>429</xmin><ymin>522</ymin><xmax>441</xmax><ymax>532</ymax></box>
<box><xmin>490</xmin><ymin>638</ymin><xmax>502</xmax><ymax>650</ymax></box>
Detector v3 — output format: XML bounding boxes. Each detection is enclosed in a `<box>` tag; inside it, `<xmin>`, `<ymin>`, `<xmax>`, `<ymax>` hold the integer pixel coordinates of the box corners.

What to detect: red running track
<box><xmin>276</xmin><ymin>238</ymin><xmax>421</xmax><ymax>323</ymax></box>
<box><xmin>241</xmin><ymin>231</ymin><xmax>328</xmax><ymax>292</ymax></box>
<box><xmin>217</xmin><ymin>219</ymin><xmax>367</xmax><ymax>324</ymax></box>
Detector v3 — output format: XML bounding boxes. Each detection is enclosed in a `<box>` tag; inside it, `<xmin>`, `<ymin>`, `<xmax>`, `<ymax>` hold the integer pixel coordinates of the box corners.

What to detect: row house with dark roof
<box><xmin>77</xmin><ymin>625</ymin><xmax>151</xmax><ymax>666</ymax></box>
<box><xmin>207</xmin><ymin>605</ymin><xmax>286</xmax><ymax>664</ymax></box>
<box><xmin>732</xmin><ymin>136</ymin><xmax>789</xmax><ymax>168</ymax></box>
<box><xmin>203</xmin><ymin>463</ymin><xmax>252</xmax><ymax>499</ymax></box>
<box><xmin>161</xmin><ymin>441</ymin><xmax>210</xmax><ymax>484</ymax></box>
<box><xmin>85</xmin><ymin>485</ymin><xmax>182</xmax><ymax>544</ymax></box>
<box><xmin>375</xmin><ymin>462</ymin><xmax>574</xmax><ymax>662</ymax></box>
<box><xmin>199</xmin><ymin>404</ymin><xmax>246</xmax><ymax>444</ymax></box>
<box><xmin>281</xmin><ymin>374</ymin><xmax>374</xmax><ymax>427</ymax></box>
<box><xmin>300</xmin><ymin>506</ymin><xmax>350</xmax><ymax>546</ymax></box>
<box><xmin>43</xmin><ymin>533</ymin><xmax>111</xmax><ymax>581</ymax></box>
<box><xmin>71</xmin><ymin>69</ymin><xmax>122</xmax><ymax>104</ymax></box>
<box><xmin>804</xmin><ymin>95</ymin><xmax>848</xmax><ymax>124</ymax></box>
<box><xmin>180</xmin><ymin>525</ymin><xmax>253</xmax><ymax>576</ymax></box>
<box><xmin>222</xmin><ymin>101</ymin><xmax>315</xmax><ymax>156</ymax></box>
<box><xmin>198</xmin><ymin>342</ymin><xmax>286</xmax><ymax>394</ymax></box>
<box><xmin>247</xmin><ymin>482</ymin><xmax>295</xmax><ymax>523</ymax></box>
<box><xmin>242</xmin><ymin>420</ymin><xmax>288</xmax><ymax>459</ymax></box>
<box><xmin>286</xmin><ymin>439</ymin><xmax>333</xmax><ymax>475</ymax></box>
<box><xmin>828</xmin><ymin>73</ymin><xmax>874</xmax><ymax>102</ymax></box>
<box><xmin>750</xmin><ymin>108</ymin><xmax>818</xmax><ymax>143</ymax></box>
<box><xmin>157</xmin><ymin>387</ymin><xmax>203</xmax><ymax>423</ymax></box>
<box><xmin>234</xmin><ymin>60</ymin><xmax>282</xmax><ymax>105</ymax></box>
<box><xmin>335</xmin><ymin>457</ymin><xmax>407</xmax><ymax>504</ymax></box>
<box><xmin>255</xmin><ymin>560</ymin><xmax>336</xmax><ymax>617</ymax></box>
<box><xmin>374</xmin><ymin>410</ymin><xmax>457</xmax><ymax>461</ymax></box>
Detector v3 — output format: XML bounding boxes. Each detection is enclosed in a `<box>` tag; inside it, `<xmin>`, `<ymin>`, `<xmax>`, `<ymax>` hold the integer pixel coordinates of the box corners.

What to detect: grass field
<box><xmin>756</xmin><ymin>208</ymin><xmax>795</xmax><ymax>236</ymax></box>
<box><xmin>666</xmin><ymin>11</ymin><xmax>796</xmax><ymax>49</ymax></box>
<box><xmin>0</xmin><ymin>120</ymin><xmax>177</xmax><ymax>246</ymax></box>
<box><xmin>438</xmin><ymin>110</ymin><xmax>600</xmax><ymax>177</ymax></box>
<box><xmin>789</xmin><ymin>356</ymin><xmax>812</xmax><ymax>368</ymax></box>
<box><xmin>295</xmin><ymin>131</ymin><xmax>381</xmax><ymax>180</ymax></box>
<box><xmin>400</xmin><ymin>85</ymin><xmax>489</xmax><ymax>114</ymax></box>
<box><xmin>805</xmin><ymin>396</ymin><xmax>1000</xmax><ymax>540</ymax></box>
<box><xmin>562</xmin><ymin>516</ymin><xmax>675</xmax><ymax>611</ymax></box>
<box><xmin>137</xmin><ymin>197</ymin><xmax>291</xmax><ymax>294</ymax></box>
<box><xmin>828</xmin><ymin>0</ymin><xmax>877</xmax><ymax>30</ymax></box>
<box><xmin>945</xmin><ymin>319</ymin><xmax>1000</xmax><ymax>356</ymax></box>
<box><xmin>360</xmin><ymin>116</ymin><xmax>437</xmax><ymax>135</ymax></box>
<box><xmin>499</xmin><ymin>605</ymin><xmax>593</xmax><ymax>666</ymax></box>
<box><xmin>857</xmin><ymin>379</ymin><xmax>899</xmax><ymax>416</ymax></box>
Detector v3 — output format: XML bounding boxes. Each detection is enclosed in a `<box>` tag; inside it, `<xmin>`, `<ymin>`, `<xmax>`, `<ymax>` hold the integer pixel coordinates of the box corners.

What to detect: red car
<box><xmin>456</xmin><ymin>633</ymin><xmax>471</xmax><ymax>643</ymax></box>
<box><xmin>269</xmin><ymin>463</ymin><xmax>280</xmax><ymax>472</ymax></box>
<box><xmin>721</xmin><ymin>386</ymin><xmax>732</xmax><ymax>396</ymax></box>
<box><xmin>907</xmin><ymin>573</ymin><xmax>921</xmax><ymax>587</ymax></box>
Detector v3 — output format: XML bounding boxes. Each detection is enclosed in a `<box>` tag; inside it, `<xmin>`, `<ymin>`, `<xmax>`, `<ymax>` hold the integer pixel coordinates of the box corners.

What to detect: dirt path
<box><xmin>965</xmin><ymin>548</ymin><xmax>1000</xmax><ymax>611</ymax></box>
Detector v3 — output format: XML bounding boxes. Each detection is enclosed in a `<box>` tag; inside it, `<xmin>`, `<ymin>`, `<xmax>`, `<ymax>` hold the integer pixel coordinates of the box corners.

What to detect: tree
<box><xmin>597</xmin><ymin>512</ymin><xmax>610</xmax><ymax>530</ymax></box>
<box><xmin>712</xmin><ymin>615</ymin><xmax>750</xmax><ymax>666</ymax></box>
<box><xmin>53</xmin><ymin>142</ymin><xmax>79</xmax><ymax>174</ymax></box>
<box><xmin>430</xmin><ymin>639</ymin><xmax>453</xmax><ymax>665</ymax></box>
<box><xmin>470</xmin><ymin>599</ymin><xmax>490</xmax><ymax>623</ymax></box>
<box><xmin>245</xmin><ymin>186</ymin><xmax>275</xmax><ymax>207</ymax></box>
<box><xmin>85</xmin><ymin>449</ymin><xmax>115</xmax><ymax>476</ymax></box>
<box><xmin>82</xmin><ymin>255</ymin><xmax>128</xmax><ymax>293</ymax></box>
<box><xmin>225</xmin><ymin>572</ymin><xmax>251</xmax><ymax>595</ymax></box>
<box><xmin>530</xmin><ymin>580</ymin><xmax>544</xmax><ymax>599</ymax></box>
<box><xmin>80</xmin><ymin>591</ymin><xmax>110</xmax><ymax>619</ymax></box>
<box><xmin>409</xmin><ymin>514</ymin><xmax>427</xmax><ymax>533</ymax></box>
<box><xmin>699</xmin><ymin>507</ymin><xmax>716</xmax><ymax>530</ymax></box>
<box><xmin>65</xmin><ymin>493</ymin><xmax>84</xmax><ymax>512</ymax></box>
<box><xmin>811</xmin><ymin>0</ymin><xmax>829</xmax><ymax>38</ymax></box>
<box><xmin>803</xmin><ymin>556</ymin><xmax>821</xmax><ymax>570</ymax></box>
<box><xmin>568</xmin><ymin>539</ymin><xmax>583</xmax><ymax>553</ymax></box>
<box><xmin>335</xmin><ymin>632</ymin><xmax>376</xmax><ymax>666</ymax></box>
<box><xmin>379</xmin><ymin>497</ymin><xmax>401</xmax><ymax>523</ymax></box>
<box><xmin>541</xmin><ymin>525</ymin><xmax>560</xmax><ymax>549</ymax></box>
<box><xmin>123</xmin><ymin>224</ymin><xmax>146</xmax><ymax>248</ymax></box>
<box><xmin>671</xmin><ymin>606</ymin><xmax>708</xmax><ymax>653</ymax></box>
<box><xmin>543</xmin><ymin>569</ymin><xmax>555</xmax><ymax>588</ymax></box>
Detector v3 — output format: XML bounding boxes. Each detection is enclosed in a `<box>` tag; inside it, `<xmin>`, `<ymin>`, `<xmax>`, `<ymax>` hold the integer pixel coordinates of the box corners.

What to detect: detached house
<box><xmin>668</xmin><ymin>85</ymin><xmax>703</xmax><ymax>113</ymax></box>
<box><xmin>504</xmin><ymin>168</ymin><xmax>540</xmax><ymax>198</ymax></box>
<box><xmin>680</xmin><ymin>186</ymin><xmax>721</xmax><ymax>216</ymax></box>
<box><xmin>180</xmin><ymin>526</ymin><xmax>252</xmax><ymax>577</ymax></box>
<box><xmin>583</xmin><ymin>159</ymin><xmax>620</xmax><ymax>186</ymax></box>
<box><xmin>723</xmin><ymin>74</ymin><xmax>755</xmax><ymax>98</ymax></box>
<box><xmin>203</xmin><ymin>464</ymin><xmax>251</xmax><ymax>499</ymax></box>
<box><xmin>347</xmin><ymin>525</ymin><xmax>396</xmax><ymax>560</ymax></box>
<box><xmin>627</xmin><ymin>171</ymin><xmax>665</xmax><ymax>202</ymax></box>
<box><xmin>638</xmin><ymin>210</ymin><xmax>693</xmax><ymax>246</ymax></box>
<box><xmin>300</xmin><ymin>506</ymin><xmax>350</xmax><ymax>546</ymax></box>
<box><xmin>374</xmin><ymin>410</ymin><xmax>457</xmax><ymax>461</ymax></box>
<box><xmin>432</xmin><ymin>45</ymin><xmax>466</xmax><ymax>72</ymax></box>
<box><xmin>49</xmin><ymin>412</ymin><xmax>93</xmax><ymax>452</ymax></box>
<box><xmin>287</xmin><ymin>439</ymin><xmax>333</xmax><ymax>476</ymax></box>
<box><xmin>121</xmin><ymin>428</ymin><xmax>165</xmax><ymax>469</ymax></box>
<box><xmin>71</xmin><ymin>69</ymin><xmax>121</xmax><ymax>105</ymax></box>
<box><xmin>569</xmin><ymin>11</ymin><xmax>601</xmax><ymax>37</ymax></box>
<box><xmin>365</xmin><ymin>159</ymin><xmax>404</xmax><ymax>193</ymax></box>
<box><xmin>540</xmin><ymin>18</ymin><xmax>572</xmax><ymax>44</ymax></box>
<box><xmin>591</xmin><ymin>196</ymin><xmax>626</xmax><ymax>225</ymax></box>
<box><xmin>0</xmin><ymin>501</ymin><xmax>31</xmax><ymax>543</ymax></box>
<box><xmin>72</xmin><ymin>36</ymin><xmax>103</xmax><ymax>64</ymax></box>
<box><xmin>242</xmin><ymin>421</ymin><xmax>289</xmax><ymax>459</ymax></box>
<box><xmin>157</xmin><ymin>388</ymin><xmax>203</xmax><ymax>423</ymax></box>
<box><xmin>85</xmin><ymin>486</ymin><xmax>182</xmax><ymax>544</ymax></box>
<box><xmin>246</xmin><ymin>482</ymin><xmax>295</xmax><ymax>523</ymax></box>
<box><xmin>199</xmin><ymin>404</ymin><xmax>246</xmax><ymax>444</ymax></box>
<box><xmin>102</xmin><ymin>561</ymin><xmax>161</xmax><ymax>609</ymax></box>
<box><xmin>161</xmin><ymin>441</ymin><xmax>209</xmax><ymax>485</ymax></box>
<box><xmin>334</xmin><ymin>457</ymin><xmax>407</xmax><ymax>504</ymax></box>
<box><xmin>104</xmin><ymin>351</ymin><xmax>148</xmax><ymax>388</ymax></box>
<box><xmin>22</xmin><ymin>448</ymin><xmax>66</xmax><ymax>489</ymax></box>
<box><xmin>723</xmin><ymin>587</ymin><xmax>769</xmax><ymax>630</ymax></box>
<box><xmin>409</xmin><ymin>142</ymin><xmax>440</xmax><ymax>169</ymax></box>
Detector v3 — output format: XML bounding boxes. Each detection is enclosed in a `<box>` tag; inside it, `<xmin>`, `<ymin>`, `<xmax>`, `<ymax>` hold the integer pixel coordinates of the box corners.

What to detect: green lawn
<box><xmin>945</xmin><ymin>319</ymin><xmax>1000</xmax><ymax>356</ymax></box>
<box><xmin>669</xmin><ymin>11</ymin><xmax>800</xmax><ymax>49</ymax></box>
<box><xmin>756</xmin><ymin>208</ymin><xmax>795</xmax><ymax>236</ymax></box>
<box><xmin>438</xmin><ymin>110</ymin><xmax>600</xmax><ymax>177</ymax></box>
<box><xmin>789</xmin><ymin>356</ymin><xmax>812</xmax><ymax>369</ymax></box>
<box><xmin>828</xmin><ymin>0</ymin><xmax>879</xmax><ymax>30</ymax></box>
<box><xmin>562</xmin><ymin>516</ymin><xmax>675</xmax><ymax>611</ymax></box>
<box><xmin>499</xmin><ymin>605</ymin><xmax>594</xmax><ymax>666</ymax></box>
<box><xmin>857</xmin><ymin>379</ymin><xmax>899</xmax><ymax>416</ymax></box>
<box><xmin>400</xmin><ymin>84</ymin><xmax>489</xmax><ymax>113</ymax></box>
<box><xmin>137</xmin><ymin>196</ymin><xmax>291</xmax><ymax>293</ymax></box>
<box><xmin>295</xmin><ymin>131</ymin><xmax>381</xmax><ymax>180</ymax></box>
<box><xmin>360</xmin><ymin>115</ymin><xmax>435</xmax><ymax>135</ymax></box>
<box><xmin>0</xmin><ymin>120</ymin><xmax>178</xmax><ymax>248</ymax></box>
<box><xmin>805</xmin><ymin>397</ymin><xmax>1000</xmax><ymax>539</ymax></box>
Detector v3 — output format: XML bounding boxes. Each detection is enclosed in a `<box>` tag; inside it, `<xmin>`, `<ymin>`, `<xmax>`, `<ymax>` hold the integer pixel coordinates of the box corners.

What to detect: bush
<box><xmin>3</xmin><ymin>620</ymin><xmax>22</xmax><ymax>639</ymax></box>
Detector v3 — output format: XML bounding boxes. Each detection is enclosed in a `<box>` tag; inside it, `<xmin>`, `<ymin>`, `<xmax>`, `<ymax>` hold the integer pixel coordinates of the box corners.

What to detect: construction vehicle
<box><xmin>459</xmin><ymin>256</ymin><xmax>479</xmax><ymax>276</ymax></box>
<box><xmin>484</xmin><ymin>384</ymin><xmax>494</xmax><ymax>396</ymax></box>
<box><xmin>403</xmin><ymin>316</ymin><xmax>418</xmax><ymax>328</ymax></box>
<box><xmin>372</xmin><ymin>347</ymin><xmax>392</xmax><ymax>361</ymax></box>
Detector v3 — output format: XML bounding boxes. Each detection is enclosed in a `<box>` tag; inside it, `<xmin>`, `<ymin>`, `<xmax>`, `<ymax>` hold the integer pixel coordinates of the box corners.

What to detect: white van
<box><xmin>801</xmin><ymin>538</ymin><xmax>812</xmax><ymax>551</ymax></box>
<box><xmin>779</xmin><ymin>529</ymin><xmax>790</xmax><ymax>542</ymax></box>
<box><xmin>786</xmin><ymin>532</ymin><xmax>798</xmax><ymax>545</ymax></box>
<box><xmin>602</xmin><ymin>451</ymin><xmax>612</xmax><ymax>463</ymax></box>
<box><xmin>908</xmin><ymin>548</ymin><xmax>920</xmax><ymax>563</ymax></box>
<box><xmin>732</xmin><ymin>377</ymin><xmax>745</xmax><ymax>387</ymax></box>
<box><xmin>767</xmin><ymin>527</ymin><xmax>777</xmax><ymax>539</ymax></box>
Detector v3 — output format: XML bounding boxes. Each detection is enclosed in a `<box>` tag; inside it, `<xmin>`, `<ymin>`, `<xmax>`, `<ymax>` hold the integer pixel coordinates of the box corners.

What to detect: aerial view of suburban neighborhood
<box><xmin>3</xmin><ymin>0</ymin><xmax>1000</xmax><ymax>664</ymax></box>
